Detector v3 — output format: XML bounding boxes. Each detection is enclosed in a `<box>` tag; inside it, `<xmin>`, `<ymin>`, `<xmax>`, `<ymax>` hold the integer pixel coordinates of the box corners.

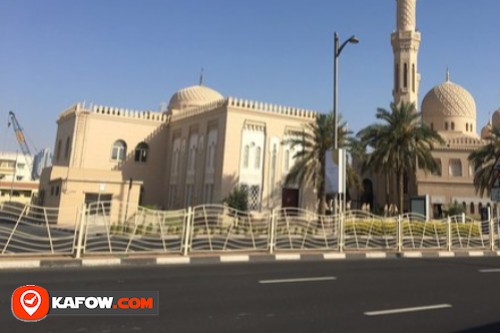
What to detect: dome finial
<box><xmin>446</xmin><ymin>67</ymin><xmax>450</xmax><ymax>82</ymax></box>
<box><xmin>199</xmin><ymin>68</ymin><xmax>204</xmax><ymax>86</ymax></box>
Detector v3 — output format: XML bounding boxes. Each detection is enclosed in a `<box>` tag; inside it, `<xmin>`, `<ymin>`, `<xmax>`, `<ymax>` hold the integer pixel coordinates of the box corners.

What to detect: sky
<box><xmin>1</xmin><ymin>0</ymin><xmax>499</xmax><ymax>153</ymax></box>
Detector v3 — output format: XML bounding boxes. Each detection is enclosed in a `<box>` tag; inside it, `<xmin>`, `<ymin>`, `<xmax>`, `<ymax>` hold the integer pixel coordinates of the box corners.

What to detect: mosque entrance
<box><xmin>282</xmin><ymin>188</ymin><xmax>299</xmax><ymax>208</ymax></box>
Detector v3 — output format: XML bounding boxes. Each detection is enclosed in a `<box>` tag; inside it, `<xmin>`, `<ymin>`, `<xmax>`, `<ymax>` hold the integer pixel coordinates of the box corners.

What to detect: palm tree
<box><xmin>284</xmin><ymin>113</ymin><xmax>359</xmax><ymax>214</ymax></box>
<box><xmin>357</xmin><ymin>102</ymin><xmax>444</xmax><ymax>212</ymax></box>
<box><xmin>468</xmin><ymin>126</ymin><xmax>500</xmax><ymax>197</ymax></box>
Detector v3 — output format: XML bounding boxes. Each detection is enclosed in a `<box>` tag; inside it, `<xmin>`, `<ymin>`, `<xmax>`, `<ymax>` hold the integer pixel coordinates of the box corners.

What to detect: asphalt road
<box><xmin>2</xmin><ymin>257</ymin><xmax>500</xmax><ymax>332</ymax></box>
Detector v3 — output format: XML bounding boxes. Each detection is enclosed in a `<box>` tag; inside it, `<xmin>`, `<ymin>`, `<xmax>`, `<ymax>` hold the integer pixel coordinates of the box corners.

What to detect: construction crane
<box><xmin>8</xmin><ymin>111</ymin><xmax>35</xmax><ymax>180</ymax></box>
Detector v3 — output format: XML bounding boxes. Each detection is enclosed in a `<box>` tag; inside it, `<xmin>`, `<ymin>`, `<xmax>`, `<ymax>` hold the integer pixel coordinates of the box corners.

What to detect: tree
<box><xmin>223</xmin><ymin>187</ymin><xmax>248</xmax><ymax>212</ymax></box>
<box><xmin>357</xmin><ymin>102</ymin><xmax>444</xmax><ymax>212</ymax></box>
<box><xmin>468</xmin><ymin>126</ymin><xmax>500</xmax><ymax>197</ymax></box>
<box><xmin>284</xmin><ymin>113</ymin><xmax>360</xmax><ymax>214</ymax></box>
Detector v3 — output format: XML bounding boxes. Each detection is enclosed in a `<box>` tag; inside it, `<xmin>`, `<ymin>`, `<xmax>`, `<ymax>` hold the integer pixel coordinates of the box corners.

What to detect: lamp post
<box><xmin>333</xmin><ymin>32</ymin><xmax>358</xmax><ymax>214</ymax></box>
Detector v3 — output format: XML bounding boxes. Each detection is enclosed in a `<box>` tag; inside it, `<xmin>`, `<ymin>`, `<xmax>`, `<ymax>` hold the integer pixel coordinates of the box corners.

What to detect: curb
<box><xmin>0</xmin><ymin>250</ymin><xmax>498</xmax><ymax>270</ymax></box>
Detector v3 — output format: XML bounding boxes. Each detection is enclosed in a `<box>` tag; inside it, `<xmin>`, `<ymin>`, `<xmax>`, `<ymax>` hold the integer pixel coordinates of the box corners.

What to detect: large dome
<box><xmin>168</xmin><ymin>85</ymin><xmax>223</xmax><ymax>111</ymax></box>
<box><xmin>421</xmin><ymin>75</ymin><xmax>477</xmax><ymax>136</ymax></box>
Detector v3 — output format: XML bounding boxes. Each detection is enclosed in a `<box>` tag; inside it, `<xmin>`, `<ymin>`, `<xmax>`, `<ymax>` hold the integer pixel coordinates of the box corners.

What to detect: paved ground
<box><xmin>2</xmin><ymin>257</ymin><xmax>500</xmax><ymax>332</ymax></box>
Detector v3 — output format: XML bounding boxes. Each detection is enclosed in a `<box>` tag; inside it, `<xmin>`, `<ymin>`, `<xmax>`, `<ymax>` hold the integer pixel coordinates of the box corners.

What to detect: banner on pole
<box><xmin>325</xmin><ymin>149</ymin><xmax>345</xmax><ymax>194</ymax></box>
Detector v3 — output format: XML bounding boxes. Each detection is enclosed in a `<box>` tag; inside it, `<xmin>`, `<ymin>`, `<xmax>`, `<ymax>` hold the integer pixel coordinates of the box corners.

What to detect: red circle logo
<box><xmin>12</xmin><ymin>285</ymin><xmax>49</xmax><ymax>322</ymax></box>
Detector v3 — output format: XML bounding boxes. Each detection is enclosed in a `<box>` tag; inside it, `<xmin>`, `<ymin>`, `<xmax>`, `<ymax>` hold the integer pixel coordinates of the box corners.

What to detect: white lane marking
<box><xmin>403</xmin><ymin>252</ymin><xmax>422</xmax><ymax>258</ymax></box>
<box><xmin>366</xmin><ymin>252</ymin><xmax>386</xmax><ymax>259</ymax></box>
<box><xmin>220</xmin><ymin>255</ymin><xmax>249</xmax><ymax>262</ymax></box>
<box><xmin>81</xmin><ymin>258</ymin><xmax>121</xmax><ymax>266</ymax></box>
<box><xmin>156</xmin><ymin>257</ymin><xmax>190</xmax><ymax>265</ymax></box>
<box><xmin>0</xmin><ymin>260</ymin><xmax>40</xmax><ymax>269</ymax></box>
<box><xmin>438</xmin><ymin>252</ymin><xmax>455</xmax><ymax>257</ymax></box>
<box><xmin>468</xmin><ymin>251</ymin><xmax>484</xmax><ymax>257</ymax></box>
<box><xmin>323</xmin><ymin>253</ymin><xmax>346</xmax><ymax>260</ymax></box>
<box><xmin>259</xmin><ymin>276</ymin><xmax>336</xmax><ymax>284</ymax></box>
<box><xmin>479</xmin><ymin>268</ymin><xmax>500</xmax><ymax>273</ymax></box>
<box><xmin>364</xmin><ymin>304</ymin><xmax>452</xmax><ymax>316</ymax></box>
<box><xmin>275</xmin><ymin>254</ymin><xmax>301</xmax><ymax>261</ymax></box>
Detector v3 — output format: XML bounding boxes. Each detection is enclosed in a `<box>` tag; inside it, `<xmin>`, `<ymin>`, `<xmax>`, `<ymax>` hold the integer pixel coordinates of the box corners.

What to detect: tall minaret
<box><xmin>391</xmin><ymin>0</ymin><xmax>421</xmax><ymax>108</ymax></box>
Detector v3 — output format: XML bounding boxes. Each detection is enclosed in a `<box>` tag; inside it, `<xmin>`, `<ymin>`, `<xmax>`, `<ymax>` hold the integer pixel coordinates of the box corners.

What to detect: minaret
<box><xmin>391</xmin><ymin>0</ymin><xmax>421</xmax><ymax>108</ymax></box>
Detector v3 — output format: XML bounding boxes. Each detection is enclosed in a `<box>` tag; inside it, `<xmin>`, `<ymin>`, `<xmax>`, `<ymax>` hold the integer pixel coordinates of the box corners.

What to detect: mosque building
<box><xmin>362</xmin><ymin>0</ymin><xmax>494</xmax><ymax>217</ymax></box>
<box><xmin>39</xmin><ymin>0</ymin><xmax>494</xmax><ymax>224</ymax></box>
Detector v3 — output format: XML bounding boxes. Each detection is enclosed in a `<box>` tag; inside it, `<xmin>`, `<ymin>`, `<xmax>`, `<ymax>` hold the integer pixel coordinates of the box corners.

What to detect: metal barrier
<box><xmin>82</xmin><ymin>201</ymin><xmax>187</xmax><ymax>255</ymax></box>
<box><xmin>273</xmin><ymin>208</ymin><xmax>338</xmax><ymax>251</ymax></box>
<box><xmin>189</xmin><ymin>205</ymin><xmax>270</xmax><ymax>252</ymax></box>
<box><xmin>0</xmin><ymin>202</ymin><xmax>78</xmax><ymax>255</ymax></box>
<box><xmin>342</xmin><ymin>210</ymin><xmax>398</xmax><ymax>250</ymax></box>
<box><xmin>0</xmin><ymin>201</ymin><xmax>496</xmax><ymax>257</ymax></box>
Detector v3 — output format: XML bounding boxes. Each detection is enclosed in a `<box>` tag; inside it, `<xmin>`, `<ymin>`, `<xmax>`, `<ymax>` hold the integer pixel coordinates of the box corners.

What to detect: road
<box><xmin>2</xmin><ymin>257</ymin><xmax>500</xmax><ymax>332</ymax></box>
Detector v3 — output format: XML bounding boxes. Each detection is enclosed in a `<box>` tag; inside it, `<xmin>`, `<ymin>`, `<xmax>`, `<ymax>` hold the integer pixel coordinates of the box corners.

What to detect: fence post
<box><xmin>75</xmin><ymin>204</ymin><xmax>87</xmax><ymax>259</ymax></box>
<box><xmin>461</xmin><ymin>212</ymin><xmax>465</xmax><ymax>224</ymax></box>
<box><xmin>269</xmin><ymin>209</ymin><xmax>276</xmax><ymax>254</ymax></box>
<box><xmin>447</xmin><ymin>215</ymin><xmax>452</xmax><ymax>252</ymax></box>
<box><xmin>397</xmin><ymin>215</ymin><xmax>402</xmax><ymax>253</ymax></box>
<box><xmin>182</xmin><ymin>206</ymin><xmax>192</xmax><ymax>256</ymax></box>
<box><xmin>339</xmin><ymin>212</ymin><xmax>344</xmax><ymax>253</ymax></box>
<box><xmin>489</xmin><ymin>207</ymin><xmax>494</xmax><ymax>251</ymax></box>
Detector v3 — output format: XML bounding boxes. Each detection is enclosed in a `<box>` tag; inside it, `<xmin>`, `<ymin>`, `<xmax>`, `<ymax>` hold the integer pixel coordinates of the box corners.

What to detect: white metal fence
<box><xmin>0</xmin><ymin>201</ymin><xmax>496</xmax><ymax>257</ymax></box>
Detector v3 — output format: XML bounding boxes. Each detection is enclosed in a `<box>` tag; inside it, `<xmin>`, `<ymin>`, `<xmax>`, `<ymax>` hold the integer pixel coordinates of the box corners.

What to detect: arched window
<box><xmin>403</xmin><ymin>63</ymin><xmax>408</xmax><ymax>88</ymax></box>
<box><xmin>462</xmin><ymin>201</ymin><xmax>466</xmax><ymax>212</ymax></box>
<box><xmin>466</xmin><ymin>123</ymin><xmax>469</xmax><ymax>132</ymax></box>
<box><xmin>432</xmin><ymin>158</ymin><xmax>442</xmax><ymax>176</ymax></box>
<box><xmin>478</xmin><ymin>203</ymin><xmax>483</xmax><ymax>214</ymax></box>
<box><xmin>64</xmin><ymin>136</ymin><xmax>71</xmax><ymax>160</ymax></box>
<box><xmin>470</xmin><ymin>124</ymin><xmax>473</xmax><ymax>132</ymax></box>
<box><xmin>56</xmin><ymin>139</ymin><xmax>62</xmax><ymax>161</ymax></box>
<box><xmin>134</xmin><ymin>142</ymin><xmax>148</xmax><ymax>163</ymax></box>
<box><xmin>451</xmin><ymin>122</ymin><xmax>455</xmax><ymax>131</ymax></box>
<box><xmin>243</xmin><ymin>145</ymin><xmax>249</xmax><ymax>168</ymax></box>
<box><xmin>449</xmin><ymin>159</ymin><xmax>462</xmax><ymax>177</ymax></box>
<box><xmin>445</xmin><ymin>122</ymin><xmax>449</xmax><ymax>130</ymax></box>
<box><xmin>470</xmin><ymin>202</ymin><xmax>475</xmax><ymax>214</ymax></box>
<box><xmin>111</xmin><ymin>140</ymin><xmax>127</xmax><ymax>161</ymax></box>
<box><xmin>255</xmin><ymin>147</ymin><xmax>262</xmax><ymax>169</ymax></box>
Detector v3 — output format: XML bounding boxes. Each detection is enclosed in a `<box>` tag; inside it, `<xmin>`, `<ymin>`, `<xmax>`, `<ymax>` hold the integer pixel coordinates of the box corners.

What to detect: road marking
<box><xmin>468</xmin><ymin>251</ymin><xmax>484</xmax><ymax>257</ymax></box>
<box><xmin>366</xmin><ymin>252</ymin><xmax>386</xmax><ymax>259</ymax></box>
<box><xmin>479</xmin><ymin>268</ymin><xmax>500</xmax><ymax>273</ymax></box>
<box><xmin>323</xmin><ymin>253</ymin><xmax>346</xmax><ymax>260</ymax></box>
<box><xmin>403</xmin><ymin>252</ymin><xmax>422</xmax><ymax>258</ymax></box>
<box><xmin>438</xmin><ymin>251</ymin><xmax>455</xmax><ymax>257</ymax></box>
<box><xmin>81</xmin><ymin>258</ymin><xmax>121</xmax><ymax>266</ymax></box>
<box><xmin>220</xmin><ymin>255</ymin><xmax>249</xmax><ymax>262</ymax></box>
<box><xmin>0</xmin><ymin>260</ymin><xmax>40</xmax><ymax>269</ymax></box>
<box><xmin>259</xmin><ymin>276</ymin><xmax>336</xmax><ymax>284</ymax></box>
<box><xmin>364</xmin><ymin>304</ymin><xmax>452</xmax><ymax>316</ymax></box>
<box><xmin>156</xmin><ymin>257</ymin><xmax>190</xmax><ymax>265</ymax></box>
<box><xmin>275</xmin><ymin>254</ymin><xmax>301</xmax><ymax>261</ymax></box>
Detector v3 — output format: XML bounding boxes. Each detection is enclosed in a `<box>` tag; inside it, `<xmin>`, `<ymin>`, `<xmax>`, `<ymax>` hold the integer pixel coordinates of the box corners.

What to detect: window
<box><xmin>470</xmin><ymin>202</ymin><xmax>475</xmax><ymax>214</ymax></box>
<box><xmin>432</xmin><ymin>159</ymin><xmax>442</xmax><ymax>176</ymax></box>
<box><xmin>395</xmin><ymin>63</ymin><xmax>399</xmax><ymax>91</ymax></box>
<box><xmin>64</xmin><ymin>136</ymin><xmax>71</xmax><ymax>160</ymax></box>
<box><xmin>284</xmin><ymin>150</ymin><xmax>290</xmax><ymax>171</ymax></box>
<box><xmin>134</xmin><ymin>142</ymin><xmax>148</xmax><ymax>163</ymax></box>
<box><xmin>16</xmin><ymin>176</ymin><xmax>23</xmax><ymax>181</ymax></box>
<box><xmin>111</xmin><ymin>140</ymin><xmax>127</xmax><ymax>161</ymax></box>
<box><xmin>412</xmin><ymin>64</ymin><xmax>416</xmax><ymax>92</ymax></box>
<box><xmin>466</xmin><ymin>123</ymin><xmax>469</xmax><ymax>132</ymax></box>
<box><xmin>470</xmin><ymin>124</ymin><xmax>473</xmax><ymax>132</ymax></box>
<box><xmin>445</xmin><ymin>122</ymin><xmax>449</xmax><ymax>130</ymax></box>
<box><xmin>255</xmin><ymin>147</ymin><xmax>261</xmax><ymax>169</ymax></box>
<box><xmin>17</xmin><ymin>163</ymin><xmax>25</xmax><ymax>170</ymax></box>
<box><xmin>56</xmin><ymin>139</ymin><xmax>62</xmax><ymax>161</ymax></box>
<box><xmin>403</xmin><ymin>63</ymin><xmax>408</xmax><ymax>88</ymax></box>
<box><xmin>449</xmin><ymin>159</ymin><xmax>462</xmax><ymax>177</ymax></box>
<box><xmin>451</xmin><ymin>122</ymin><xmax>455</xmax><ymax>131</ymax></box>
<box><xmin>243</xmin><ymin>145</ymin><xmax>249</xmax><ymax>168</ymax></box>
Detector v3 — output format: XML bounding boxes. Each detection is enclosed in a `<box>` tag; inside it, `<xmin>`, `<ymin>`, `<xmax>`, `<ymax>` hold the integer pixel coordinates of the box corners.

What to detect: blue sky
<box><xmin>1</xmin><ymin>0</ymin><xmax>499</xmax><ymax>152</ymax></box>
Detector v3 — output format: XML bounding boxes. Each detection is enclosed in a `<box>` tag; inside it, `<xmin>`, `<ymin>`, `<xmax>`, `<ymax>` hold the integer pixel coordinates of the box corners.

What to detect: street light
<box><xmin>333</xmin><ymin>32</ymin><xmax>358</xmax><ymax>215</ymax></box>
<box><xmin>334</xmin><ymin>32</ymin><xmax>359</xmax><ymax>149</ymax></box>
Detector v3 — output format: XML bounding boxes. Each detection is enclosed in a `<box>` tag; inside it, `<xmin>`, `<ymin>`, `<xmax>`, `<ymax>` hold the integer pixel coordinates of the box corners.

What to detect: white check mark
<box><xmin>24</xmin><ymin>294</ymin><xmax>37</xmax><ymax>305</ymax></box>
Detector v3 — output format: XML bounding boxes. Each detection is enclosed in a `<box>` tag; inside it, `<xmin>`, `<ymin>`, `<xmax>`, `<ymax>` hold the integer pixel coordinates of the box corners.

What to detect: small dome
<box><xmin>421</xmin><ymin>73</ymin><xmax>476</xmax><ymax>136</ymax></box>
<box><xmin>481</xmin><ymin>122</ymin><xmax>492</xmax><ymax>140</ymax></box>
<box><xmin>168</xmin><ymin>85</ymin><xmax>223</xmax><ymax>111</ymax></box>
<box><xmin>492</xmin><ymin>109</ymin><xmax>500</xmax><ymax>128</ymax></box>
